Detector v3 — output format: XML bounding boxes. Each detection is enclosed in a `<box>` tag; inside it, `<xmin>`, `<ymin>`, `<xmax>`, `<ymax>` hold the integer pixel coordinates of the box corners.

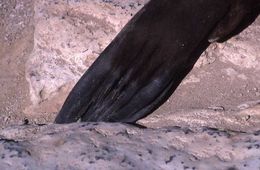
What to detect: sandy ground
<box><xmin>0</xmin><ymin>0</ymin><xmax>34</xmax><ymax>126</ymax></box>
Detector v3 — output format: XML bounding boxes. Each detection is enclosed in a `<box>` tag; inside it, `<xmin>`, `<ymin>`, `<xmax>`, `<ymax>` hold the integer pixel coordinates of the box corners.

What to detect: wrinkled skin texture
<box><xmin>55</xmin><ymin>0</ymin><xmax>260</xmax><ymax>124</ymax></box>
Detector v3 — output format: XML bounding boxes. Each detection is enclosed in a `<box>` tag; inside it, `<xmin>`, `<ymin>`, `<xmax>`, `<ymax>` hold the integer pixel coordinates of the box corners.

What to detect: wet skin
<box><xmin>55</xmin><ymin>0</ymin><xmax>259</xmax><ymax>124</ymax></box>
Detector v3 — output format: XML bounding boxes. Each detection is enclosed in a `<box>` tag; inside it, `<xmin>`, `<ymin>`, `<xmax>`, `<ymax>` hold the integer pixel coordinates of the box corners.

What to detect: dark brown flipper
<box><xmin>55</xmin><ymin>0</ymin><xmax>259</xmax><ymax>124</ymax></box>
<box><xmin>209</xmin><ymin>0</ymin><xmax>260</xmax><ymax>42</ymax></box>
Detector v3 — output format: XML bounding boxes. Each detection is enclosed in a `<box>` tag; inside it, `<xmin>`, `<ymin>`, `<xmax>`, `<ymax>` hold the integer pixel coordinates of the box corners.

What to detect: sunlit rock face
<box><xmin>0</xmin><ymin>0</ymin><xmax>259</xmax><ymax>125</ymax></box>
<box><xmin>0</xmin><ymin>123</ymin><xmax>260</xmax><ymax>170</ymax></box>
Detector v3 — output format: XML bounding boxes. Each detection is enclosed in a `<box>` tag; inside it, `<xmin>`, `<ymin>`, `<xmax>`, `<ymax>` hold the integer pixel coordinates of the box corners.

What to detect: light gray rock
<box><xmin>0</xmin><ymin>123</ymin><xmax>260</xmax><ymax>170</ymax></box>
<box><xmin>0</xmin><ymin>0</ymin><xmax>259</xmax><ymax>125</ymax></box>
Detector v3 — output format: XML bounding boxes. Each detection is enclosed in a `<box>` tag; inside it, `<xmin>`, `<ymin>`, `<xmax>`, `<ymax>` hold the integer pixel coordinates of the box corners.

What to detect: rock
<box><xmin>0</xmin><ymin>123</ymin><xmax>260</xmax><ymax>170</ymax></box>
<box><xmin>140</xmin><ymin>102</ymin><xmax>260</xmax><ymax>133</ymax></box>
<box><xmin>0</xmin><ymin>0</ymin><xmax>259</xmax><ymax>125</ymax></box>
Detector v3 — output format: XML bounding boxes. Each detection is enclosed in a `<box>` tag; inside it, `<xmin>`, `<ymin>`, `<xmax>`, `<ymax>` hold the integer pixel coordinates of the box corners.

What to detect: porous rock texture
<box><xmin>0</xmin><ymin>123</ymin><xmax>260</xmax><ymax>170</ymax></box>
<box><xmin>0</xmin><ymin>0</ymin><xmax>259</xmax><ymax>169</ymax></box>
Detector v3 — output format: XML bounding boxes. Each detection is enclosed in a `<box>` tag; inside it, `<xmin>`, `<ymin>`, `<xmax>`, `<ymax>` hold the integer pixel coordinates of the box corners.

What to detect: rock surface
<box><xmin>0</xmin><ymin>123</ymin><xmax>260</xmax><ymax>170</ymax></box>
<box><xmin>140</xmin><ymin>102</ymin><xmax>260</xmax><ymax>133</ymax></box>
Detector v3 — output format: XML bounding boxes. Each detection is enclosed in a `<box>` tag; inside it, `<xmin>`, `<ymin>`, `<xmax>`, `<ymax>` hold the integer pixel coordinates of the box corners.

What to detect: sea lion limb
<box><xmin>55</xmin><ymin>0</ymin><xmax>259</xmax><ymax>124</ymax></box>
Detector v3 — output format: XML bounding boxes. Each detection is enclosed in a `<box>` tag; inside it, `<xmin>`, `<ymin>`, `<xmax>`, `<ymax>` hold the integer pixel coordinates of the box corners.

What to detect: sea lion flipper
<box><xmin>56</xmin><ymin>0</ymin><xmax>231</xmax><ymax>123</ymax></box>
<box><xmin>208</xmin><ymin>0</ymin><xmax>260</xmax><ymax>43</ymax></box>
<box><xmin>55</xmin><ymin>3</ymin><xmax>153</xmax><ymax>123</ymax></box>
<box><xmin>55</xmin><ymin>0</ymin><xmax>259</xmax><ymax>124</ymax></box>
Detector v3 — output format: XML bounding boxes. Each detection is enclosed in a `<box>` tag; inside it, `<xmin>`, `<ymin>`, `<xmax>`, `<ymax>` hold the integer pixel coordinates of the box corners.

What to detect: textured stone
<box><xmin>140</xmin><ymin>102</ymin><xmax>260</xmax><ymax>133</ymax></box>
<box><xmin>0</xmin><ymin>123</ymin><xmax>260</xmax><ymax>170</ymax></box>
<box><xmin>0</xmin><ymin>0</ymin><xmax>259</xmax><ymax>125</ymax></box>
